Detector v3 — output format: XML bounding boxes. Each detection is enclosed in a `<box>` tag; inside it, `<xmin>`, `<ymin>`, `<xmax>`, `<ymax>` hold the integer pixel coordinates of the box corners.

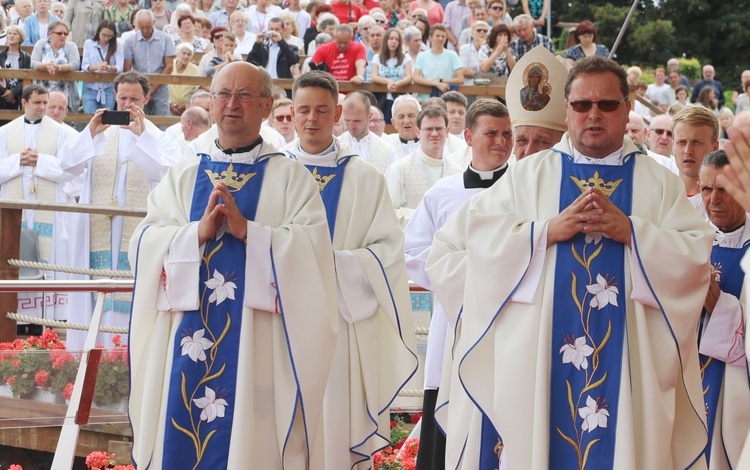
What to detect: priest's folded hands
<box><xmin>547</xmin><ymin>187</ymin><xmax>631</xmax><ymax>247</ymax></box>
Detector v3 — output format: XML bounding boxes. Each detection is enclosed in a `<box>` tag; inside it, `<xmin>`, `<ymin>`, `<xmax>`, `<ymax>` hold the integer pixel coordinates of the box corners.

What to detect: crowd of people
<box><xmin>1</xmin><ymin>0</ymin><xmax>750</xmax><ymax>469</ymax></box>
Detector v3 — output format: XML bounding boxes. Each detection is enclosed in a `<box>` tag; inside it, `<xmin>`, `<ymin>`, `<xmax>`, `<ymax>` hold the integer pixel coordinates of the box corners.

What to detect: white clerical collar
<box><xmin>469</xmin><ymin>162</ymin><xmax>508</xmax><ymax>180</ymax></box>
<box><xmin>293</xmin><ymin>138</ymin><xmax>339</xmax><ymax>167</ymax></box>
<box><xmin>570</xmin><ymin>139</ymin><xmax>626</xmax><ymax>165</ymax></box>
<box><xmin>418</xmin><ymin>148</ymin><xmax>443</xmax><ymax>166</ymax></box>
<box><xmin>713</xmin><ymin>219</ymin><xmax>749</xmax><ymax>248</ymax></box>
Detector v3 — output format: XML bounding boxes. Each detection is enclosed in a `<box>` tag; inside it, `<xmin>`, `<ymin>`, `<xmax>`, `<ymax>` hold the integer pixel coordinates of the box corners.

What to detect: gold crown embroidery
<box><xmin>311</xmin><ymin>167</ymin><xmax>336</xmax><ymax>191</ymax></box>
<box><xmin>570</xmin><ymin>171</ymin><xmax>623</xmax><ymax>197</ymax></box>
<box><xmin>204</xmin><ymin>163</ymin><xmax>256</xmax><ymax>192</ymax></box>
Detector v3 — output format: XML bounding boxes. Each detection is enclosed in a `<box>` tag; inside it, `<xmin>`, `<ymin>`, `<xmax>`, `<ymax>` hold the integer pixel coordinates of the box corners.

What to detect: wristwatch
<box><xmin>439</xmin><ymin>78</ymin><xmax>443</xmax><ymax>83</ymax></box>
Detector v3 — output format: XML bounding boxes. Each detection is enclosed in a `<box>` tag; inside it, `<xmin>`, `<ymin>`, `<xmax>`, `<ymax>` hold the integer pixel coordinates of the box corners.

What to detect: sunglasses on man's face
<box><xmin>652</xmin><ymin>128</ymin><xmax>673</xmax><ymax>137</ymax></box>
<box><xmin>275</xmin><ymin>114</ymin><xmax>293</xmax><ymax>122</ymax></box>
<box><xmin>566</xmin><ymin>97</ymin><xmax>627</xmax><ymax>113</ymax></box>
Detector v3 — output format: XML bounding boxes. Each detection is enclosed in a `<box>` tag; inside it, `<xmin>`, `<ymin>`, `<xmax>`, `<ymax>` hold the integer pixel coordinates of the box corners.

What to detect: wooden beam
<box><xmin>0</xmin><ymin>200</ymin><xmax>146</xmax><ymax>218</ymax></box>
<box><xmin>0</xmin><ymin>207</ymin><xmax>20</xmax><ymax>342</ymax></box>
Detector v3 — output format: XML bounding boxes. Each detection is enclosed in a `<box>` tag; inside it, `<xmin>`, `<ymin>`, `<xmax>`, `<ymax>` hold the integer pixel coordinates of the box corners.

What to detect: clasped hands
<box><xmin>20</xmin><ymin>148</ymin><xmax>38</xmax><ymax>166</ymax></box>
<box><xmin>547</xmin><ymin>187</ymin><xmax>631</xmax><ymax>247</ymax></box>
<box><xmin>198</xmin><ymin>183</ymin><xmax>248</xmax><ymax>245</ymax></box>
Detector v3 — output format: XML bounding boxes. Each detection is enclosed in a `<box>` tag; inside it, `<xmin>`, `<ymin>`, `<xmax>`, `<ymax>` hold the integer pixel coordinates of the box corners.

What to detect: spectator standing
<box><xmin>563</xmin><ymin>20</ymin><xmax>609</xmax><ymax>66</ymax></box>
<box><xmin>207</xmin><ymin>0</ymin><xmax>240</xmax><ymax>28</ymax></box>
<box><xmin>509</xmin><ymin>13</ymin><xmax>554</xmax><ymax>61</ymax></box>
<box><xmin>736</xmin><ymin>82</ymin><xmax>750</xmax><ymax>114</ymax></box>
<box><xmin>371</xmin><ymin>27</ymin><xmax>412</xmax><ymax>123</ymax></box>
<box><xmin>30</xmin><ymin>21</ymin><xmax>80</xmax><ymax>112</ymax></box>
<box><xmin>646</xmin><ymin>67</ymin><xmax>671</xmax><ymax>111</ymax></box>
<box><xmin>674</xmin><ymin>84</ymin><xmax>691</xmax><ymax>108</ymax></box>
<box><xmin>245</xmin><ymin>0</ymin><xmax>282</xmax><ymax>35</ymax></box>
<box><xmin>150</xmin><ymin>0</ymin><xmax>172</xmax><ymax>30</ymax></box>
<box><xmin>105</xmin><ymin>0</ymin><xmax>137</xmax><ymax>36</ymax></box>
<box><xmin>697</xmin><ymin>86</ymin><xmax>720</xmax><ymax>117</ymax></box>
<box><xmin>168</xmin><ymin>42</ymin><xmax>199</xmax><ymax>115</ymax></box>
<box><xmin>330</xmin><ymin>0</ymin><xmax>364</xmax><ymax>25</ymax></box>
<box><xmin>124</xmin><ymin>10</ymin><xmax>177</xmax><ymax>116</ymax></box>
<box><xmin>0</xmin><ymin>26</ymin><xmax>31</xmax><ymax>112</ymax></box>
<box><xmin>520</xmin><ymin>0</ymin><xmax>549</xmax><ymax>32</ymax></box>
<box><xmin>732</xmin><ymin>70</ymin><xmax>750</xmax><ymax>106</ymax></box>
<box><xmin>477</xmin><ymin>22</ymin><xmax>514</xmax><ymax>78</ymax></box>
<box><xmin>410</xmin><ymin>0</ymin><xmax>443</xmax><ymax>26</ymax></box>
<box><xmin>459</xmin><ymin>20</ymin><xmax>488</xmax><ymax>85</ymax></box>
<box><xmin>443</xmin><ymin>0</ymin><xmax>470</xmax><ymax>51</ymax></box>
<box><xmin>247</xmin><ymin>17</ymin><xmax>300</xmax><ymax>79</ymax></box>
<box><xmin>278</xmin><ymin>12</ymin><xmax>305</xmax><ymax>50</ymax></box>
<box><xmin>175</xmin><ymin>15</ymin><xmax>209</xmax><ymax>51</ymax></box>
<box><xmin>229</xmin><ymin>10</ymin><xmax>254</xmax><ymax>54</ymax></box>
<box><xmin>81</xmin><ymin>20</ymin><xmax>123</xmax><ymax>113</ymax></box>
<box><xmin>667</xmin><ymin>57</ymin><xmax>690</xmax><ymax>87</ymax></box>
<box><xmin>364</xmin><ymin>24</ymin><xmax>384</xmax><ymax>81</ymax></box>
<box><xmin>487</xmin><ymin>0</ymin><xmax>511</xmax><ymax>27</ymax></box>
<box><xmin>22</xmin><ymin>0</ymin><xmax>60</xmax><ymax>46</ymax></box>
<box><xmin>413</xmin><ymin>24</ymin><xmax>464</xmax><ymax>100</ymax></box>
<box><xmin>282</xmin><ymin>0</ymin><xmax>311</xmax><ymax>38</ymax></box>
<box><xmin>64</xmin><ymin>0</ymin><xmax>106</xmax><ymax>46</ymax></box>
<box><xmin>692</xmin><ymin>64</ymin><xmax>725</xmax><ymax>108</ymax></box>
<box><xmin>311</xmin><ymin>24</ymin><xmax>366</xmax><ymax>84</ymax></box>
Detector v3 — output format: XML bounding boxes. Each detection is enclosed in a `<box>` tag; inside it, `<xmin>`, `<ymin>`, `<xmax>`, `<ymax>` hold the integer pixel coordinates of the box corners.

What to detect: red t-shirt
<box><xmin>311</xmin><ymin>41</ymin><xmax>367</xmax><ymax>81</ymax></box>
<box><xmin>330</xmin><ymin>1</ymin><xmax>364</xmax><ymax>24</ymax></box>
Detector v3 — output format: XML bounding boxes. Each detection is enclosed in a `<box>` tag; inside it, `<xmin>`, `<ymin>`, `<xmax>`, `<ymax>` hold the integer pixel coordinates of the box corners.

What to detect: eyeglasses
<box><xmin>275</xmin><ymin>114</ymin><xmax>293</xmax><ymax>122</ymax></box>
<box><xmin>213</xmin><ymin>34</ymin><xmax>224</xmax><ymax>39</ymax></box>
<box><xmin>652</xmin><ymin>128</ymin><xmax>673</xmax><ymax>137</ymax></box>
<box><xmin>475</xmin><ymin>28</ymin><xmax>488</xmax><ymax>33</ymax></box>
<box><xmin>50</xmin><ymin>31</ymin><xmax>69</xmax><ymax>36</ymax></box>
<box><xmin>211</xmin><ymin>91</ymin><xmax>266</xmax><ymax>102</ymax></box>
<box><xmin>100</xmin><ymin>33</ymin><xmax>114</xmax><ymax>39</ymax></box>
<box><xmin>490</xmin><ymin>5</ymin><xmax>503</xmax><ymax>10</ymax></box>
<box><xmin>566</xmin><ymin>96</ymin><xmax>628</xmax><ymax>113</ymax></box>
<box><xmin>370</xmin><ymin>118</ymin><xmax>385</xmax><ymax>123</ymax></box>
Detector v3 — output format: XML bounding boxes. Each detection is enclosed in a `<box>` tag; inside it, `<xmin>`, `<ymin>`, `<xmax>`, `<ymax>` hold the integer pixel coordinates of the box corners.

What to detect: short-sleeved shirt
<box><xmin>123</xmin><ymin>29</ymin><xmax>176</xmax><ymax>74</ymax></box>
<box><xmin>372</xmin><ymin>54</ymin><xmax>412</xmax><ymax>99</ymax></box>
<box><xmin>509</xmin><ymin>32</ymin><xmax>554</xmax><ymax>61</ymax></box>
<box><xmin>410</xmin><ymin>0</ymin><xmax>444</xmax><ymax>26</ymax></box>
<box><xmin>311</xmin><ymin>41</ymin><xmax>366</xmax><ymax>81</ymax></box>
<box><xmin>414</xmin><ymin>48</ymin><xmax>462</xmax><ymax>99</ymax></box>
<box><xmin>330</xmin><ymin>1</ymin><xmax>364</xmax><ymax>24</ymax></box>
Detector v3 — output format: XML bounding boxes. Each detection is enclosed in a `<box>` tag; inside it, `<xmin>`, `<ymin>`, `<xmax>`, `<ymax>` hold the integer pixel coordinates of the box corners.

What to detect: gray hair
<box><xmin>513</xmin><ymin>14</ymin><xmax>533</xmax><ymax>27</ymax></box>
<box><xmin>335</xmin><ymin>24</ymin><xmax>354</xmax><ymax>36</ymax></box>
<box><xmin>357</xmin><ymin>15</ymin><xmax>375</xmax><ymax>29</ymax></box>
<box><xmin>176</xmin><ymin>42</ymin><xmax>195</xmax><ymax>55</ymax></box>
<box><xmin>317</xmin><ymin>13</ymin><xmax>339</xmax><ymax>31</ymax></box>
<box><xmin>403</xmin><ymin>26</ymin><xmax>422</xmax><ymax>43</ymax></box>
<box><xmin>702</xmin><ymin>149</ymin><xmax>728</xmax><ymax>168</ymax></box>
<box><xmin>135</xmin><ymin>8</ymin><xmax>156</xmax><ymax>23</ymax></box>
<box><xmin>315</xmin><ymin>32</ymin><xmax>332</xmax><ymax>45</ymax></box>
<box><xmin>392</xmin><ymin>94</ymin><xmax>422</xmax><ymax>117</ymax></box>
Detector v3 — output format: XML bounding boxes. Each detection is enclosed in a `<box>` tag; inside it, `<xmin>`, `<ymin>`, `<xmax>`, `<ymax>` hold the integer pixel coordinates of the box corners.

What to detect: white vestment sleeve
<box><xmin>0</xmin><ymin>154</ymin><xmax>21</xmax><ymax>184</ymax></box>
<box><xmin>700</xmin><ymin>291</ymin><xmax>746</xmax><ymax>366</ymax></box>
<box><xmin>628</xmin><ymin>233</ymin><xmax>661</xmax><ymax>309</ymax></box>
<box><xmin>243</xmin><ymin>221</ymin><xmax>276</xmax><ymax>313</ymax></box>
<box><xmin>59</xmin><ymin>125</ymin><xmax>104</xmax><ymax>175</ymax></box>
<box><xmin>334</xmin><ymin>249</ymin><xmax>379</xmax><ymax>323</ymax></box>
<box><xmin>511</xmin><ymin>221</ymin><xmax>549</xmax><ymax>304</ymax></box>
<box><xmin>35</xmin><ymin>153</ymin><xmax>75</xmax><ymax>183</ymax></box>
<box><xmin>158</xmin><ymin>221</ymin><xmax>202</xmax><ymax>312</ymax></box>
<box><xmin>404</xmin><ymin>193</ymin><xmax>438</xmax><ymax>290</ymax></box>
<box><xmin>126</xmin><ymin>129</ymin><xmax>174</xmax><ymax>182</ymax></box>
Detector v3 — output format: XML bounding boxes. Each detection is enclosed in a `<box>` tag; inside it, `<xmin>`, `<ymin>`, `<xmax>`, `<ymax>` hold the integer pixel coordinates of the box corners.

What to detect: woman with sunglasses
<box><xmin>487</xmin><ymin>0</ymin><xmax>511</xmax><ymax>27</ymax></box>
<box><xmin>81</xmin><ymin>20</ymin><xmax>122</xmax><ymax>113</ymax></box>
<box><xmin>478</xmin><ymin>23</ymin><xmax>515</xmax><ymax>77</ymax></box>
<box><xmin>371</xmin><ymin>27</ymin><xmax>412</xmax><ymax>123</ymax></box>
<box><xmin>30</xmin><ymin>20</ymin><xmax>80</xmax><ymax>110</ymax></box>
<box><xmin>459</xmin><ymin>20</ymin><xmax>488</xmax><ymax>85</ymax></box>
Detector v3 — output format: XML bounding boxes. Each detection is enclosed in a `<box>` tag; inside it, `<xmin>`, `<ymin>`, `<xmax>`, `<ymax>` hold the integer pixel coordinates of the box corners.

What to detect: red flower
<box><xmin>410</xmin><ymin>412</ymin><xmax>422</xmax><ymax>424</ymax></box>
<box><xmin>395</xmin><ymin>435</ymin><xmax>408</xmax><ymax>449</ymax></box>
<box><xmin>9</xmin><ymin>464</ymin><xmax>24</xmax><ymax>470</ymax></box>
<box><xmin>112</xmin><ymin>335</ymin><xmax>122</xmax><ymax>348</ymax></box>
<box><xmin>62</xmin><ymin>382</ymin><xmax>74</xmax><ymax>400</ymax></box>
<box><xmin>7</xmin><ymin>375</ymin><xmax>15</xmax><ymax>385</ymax></box>
<box><xmin>51</xmin><ymin>351</ymin><xmax>75</xmax><ymax>369</ymax></box>
<box><xmin>85</xmin><ymin>451</ymin><xmax>113</xmax><ymax>470</ymax></box>
<box><xmin>390</xmin><ymin>420</ymin><xmax>396</xmax><ymax>429</ymax></box>
<box><xmin>34</xmin><ymin>370</ymin><xmax>50</xmax><ymax>388</ymax></box>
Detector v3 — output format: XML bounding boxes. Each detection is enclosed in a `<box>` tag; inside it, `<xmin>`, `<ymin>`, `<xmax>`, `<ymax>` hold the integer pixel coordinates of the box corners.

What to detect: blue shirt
<box><xmin>81</xmin><ymin>39</ymin><xmax>124</xmax><ymax>91</ymax></box>
<box><xmin>123</xmin><ymin>29</ymin><xmax>176</xmax><ymax>74</ymax></box>
<box><xmin>414</xmin><ymin>48</ymin><xmax>462</xmax><ymax>99</ymax></box>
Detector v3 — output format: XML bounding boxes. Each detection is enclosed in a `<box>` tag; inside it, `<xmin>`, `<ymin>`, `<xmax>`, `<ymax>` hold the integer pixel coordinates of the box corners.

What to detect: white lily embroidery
<box><xmin>560</xmin><ymin>336</ymin><xmax>594</xmax><ymax>370</ymax></box>
<box><xmin>180</xmin><ymin>329</ymin><xmax>214</xmax><ymax>362</ymax></box>
<box><xmin>205</xmin><ymin>270</ymin><xmax>237</xmax><ymax>305</ymax></box>
<box><xmin>586</xmin><ymin>274</ymin><xmax>619</xmax><ymax>310</ymax></box>
<box><xmin>193</xmin><ymin>386</ymin><xmax>229</xmax><ymax>423</ymax></box>
<box><xmin>584</xmin><ymin>231</ymin><xmax>603</xmax><ymax>245</ymax></box>
<box><xmin>579</xmin><ymin>395</ymin><xmax>609</xmax><ymax>433</ymax></box>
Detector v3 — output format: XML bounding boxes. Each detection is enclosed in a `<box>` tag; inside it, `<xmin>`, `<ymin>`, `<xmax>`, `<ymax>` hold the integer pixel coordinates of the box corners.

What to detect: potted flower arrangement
<box><xmin>85</xmin><ymin>451</ymin><xmax>136</xmax><ymax>470</ymax></box>
<box><xmin>0</xmin><ymin>329</ymin><xmax>67</xmax><ymax>400</ymax></box>
<box><xmin>373</xmin><ymin>412</ymin><xmax>421</xmax><ymax>470</ymax></box>
<box><xmin>92</xmin><ymin>335</ymin><xmax>129</xmax><ymax>411</ymax></box>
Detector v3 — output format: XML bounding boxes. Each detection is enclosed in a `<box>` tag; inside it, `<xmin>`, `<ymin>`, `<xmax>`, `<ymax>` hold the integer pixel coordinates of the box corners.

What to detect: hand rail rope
<box><xmin>6</xmin><ymin>259</ymin><xmax>134</xmax><ymax>278</ymax></box>
<box><xmin>5</xmin><ymin>312</ymin><xmax>129</xmax><ymax>333</ymax></box>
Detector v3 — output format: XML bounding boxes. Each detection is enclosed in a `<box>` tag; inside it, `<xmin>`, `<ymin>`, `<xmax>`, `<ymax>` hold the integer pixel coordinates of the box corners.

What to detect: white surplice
<box><xmin>337</xmin><ymin>131</ymin><xmax>398</xmax><ymax>174</ymax></box>
<box><xmin>284</xmin><ymin>139</ymin><xmax>418</xmax><ymax>469</ymax></box>
<box><xmin>427</xmin><ymin>134</ymin><xmax>714</xmax><ymax>469</ymax></box>
<box><xmin>127</xmin><ymin>141</ymin><xmax>339</xmax><ymax>469</ymax></box>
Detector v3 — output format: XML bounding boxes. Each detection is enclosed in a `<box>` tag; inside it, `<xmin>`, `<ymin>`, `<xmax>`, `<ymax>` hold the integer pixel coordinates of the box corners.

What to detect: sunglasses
<box><xmin>275</xmin><ymin>115</ymin><xmax>293</xmax><ymax>122</ymax></box>
<box><xmin>475</xmin><ymin>28</ymin><xmax>488</xmax><ymax>33</ymax></box>
<box><xmin>375</xmin><ymin>19</ymin><xmax>386</xmax><ymax>23</ymax></box>
<box><xmin>50</xmin><ymin>31</ymin><xmax>69</xmax><ymax>36</ymax></box>
<box><xmin>566</xmin><ymin>96</ymin><xmax>627</xmax><ymax>113</ymax></box>
<box><xmin>490</xmin><ymin>5</ymin><xmax>503</xmax><ymax>10</ymax></box>
<box><xmin>214</xmin><ymin>34</ymin><xmax>224</xmax><ymax>39</ymax></box>
<box><xmin>652</xmin><ymin>128</ymin><xmax>673</xmax><ymax>137</ymax></box>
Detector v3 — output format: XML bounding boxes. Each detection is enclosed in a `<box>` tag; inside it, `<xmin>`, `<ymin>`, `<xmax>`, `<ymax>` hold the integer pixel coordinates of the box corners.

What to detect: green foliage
<box><xmin>93</xmin><ymin>349</ymin><xmax>129</xmax><ymax>406</ymax></box>
<box><xmin>627</xmin><ymin>20</ymin><xmax>677</xmax><ymax>66</ymax></box>
<box><xmin>679</xmin><ymin>58</ymin><xmax>702</xmax><ymax>81</ymax></box>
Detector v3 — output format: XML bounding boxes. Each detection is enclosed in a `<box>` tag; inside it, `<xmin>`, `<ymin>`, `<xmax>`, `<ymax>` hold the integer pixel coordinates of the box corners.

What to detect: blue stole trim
<box><xmin>549</xmin><ymin>155</ymin><xmax>634</xmax><ymax>469</ymax></box>
<box><xmin>700</xmin><ymin>241</ymin><xmax>749</xmax><ymax>465</ymax></box>
<box><xmin>304</xmin><ymin>155</ymin><xmax>353</xmax><ymax>239</ymax></box>
<box><xmin>162</xmin><ymin>155</ymin><xmax>268</xmax><ymax>469</ymax></box>
<box><xmin>21</xmin><ymin>221</ymin><xmax>53</xmax><ymax>239</ymax></box>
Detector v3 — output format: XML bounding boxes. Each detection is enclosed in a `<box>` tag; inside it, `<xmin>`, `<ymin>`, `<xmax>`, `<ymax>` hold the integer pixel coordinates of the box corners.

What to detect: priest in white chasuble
<box><xmin>127</xmin><ymin>63</ymin><xmax>339</xmax><ymax>469</ymax></box>
<box><xmin>426</xmin><ymin>56</ymin><xmax>714</xmax><ymax>470</ymax></box>
<box><xmin>404</xmin><ymin>99</ymin><xmax>513</xmax><ymax>470</ymax></box>
<box><xmin>59</xmin><ymin>71</ymin><xmax>182</xmax><ymax>350</ymax></box>
<box><xmin>0</xmin><ymin>83</ymin><xmax>77</xmax><ymax>323</ymax></box>
<box><xmin>283</xmin><ymin>71</ymin><xmax>418</xmax><ymax>469</ymax></box>
<box><xmin>694</xmin><ymin>150</ymin><xmax>750</xmax><ymax>470</ymax></box>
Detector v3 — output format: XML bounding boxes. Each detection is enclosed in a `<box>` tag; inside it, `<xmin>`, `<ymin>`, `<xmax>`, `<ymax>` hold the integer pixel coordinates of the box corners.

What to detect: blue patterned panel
<box><xmin>410</xmin><ymin>292</ymin><xmax>432</xmax><ymax>311</ymax></box>
<box><xmin>90</xmin><ymin>251</ymin><xmax>112</xmax><ymax>270</ymax></box>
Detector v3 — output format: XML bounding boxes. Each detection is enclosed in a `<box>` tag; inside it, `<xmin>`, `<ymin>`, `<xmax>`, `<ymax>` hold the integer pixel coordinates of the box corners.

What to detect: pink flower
<box><xmin>85</xmin><ymin>451</ymin><xmax>113</xmax><ymax>470</ymax></box>
<box><xmin>9</xmin><ymin>464</ymin><xmax>24</xmax><ymax>470</ymax></box>
<box><xmin>35</xmin><ymin>370</ymin><xmax>50</xmax><ymax>388</ymax></box>
<box><xmin>112</xmin><ymin>335</ymin><xmax>122</xmax><ymax>348</ymax></box>
<box><xmin>7</xmin><ymin>375</ymin><xmax>15</xmax><ymax>385</ymax></box>
<box><xmin>51</xmin><ymin>351</ymin><xmax>75</xmax><ymax>369</ymax></box>
<box><xmin>62</xmin><ymin>382</ymin><xmax>74</xmax><ymax>400</ymax></box>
